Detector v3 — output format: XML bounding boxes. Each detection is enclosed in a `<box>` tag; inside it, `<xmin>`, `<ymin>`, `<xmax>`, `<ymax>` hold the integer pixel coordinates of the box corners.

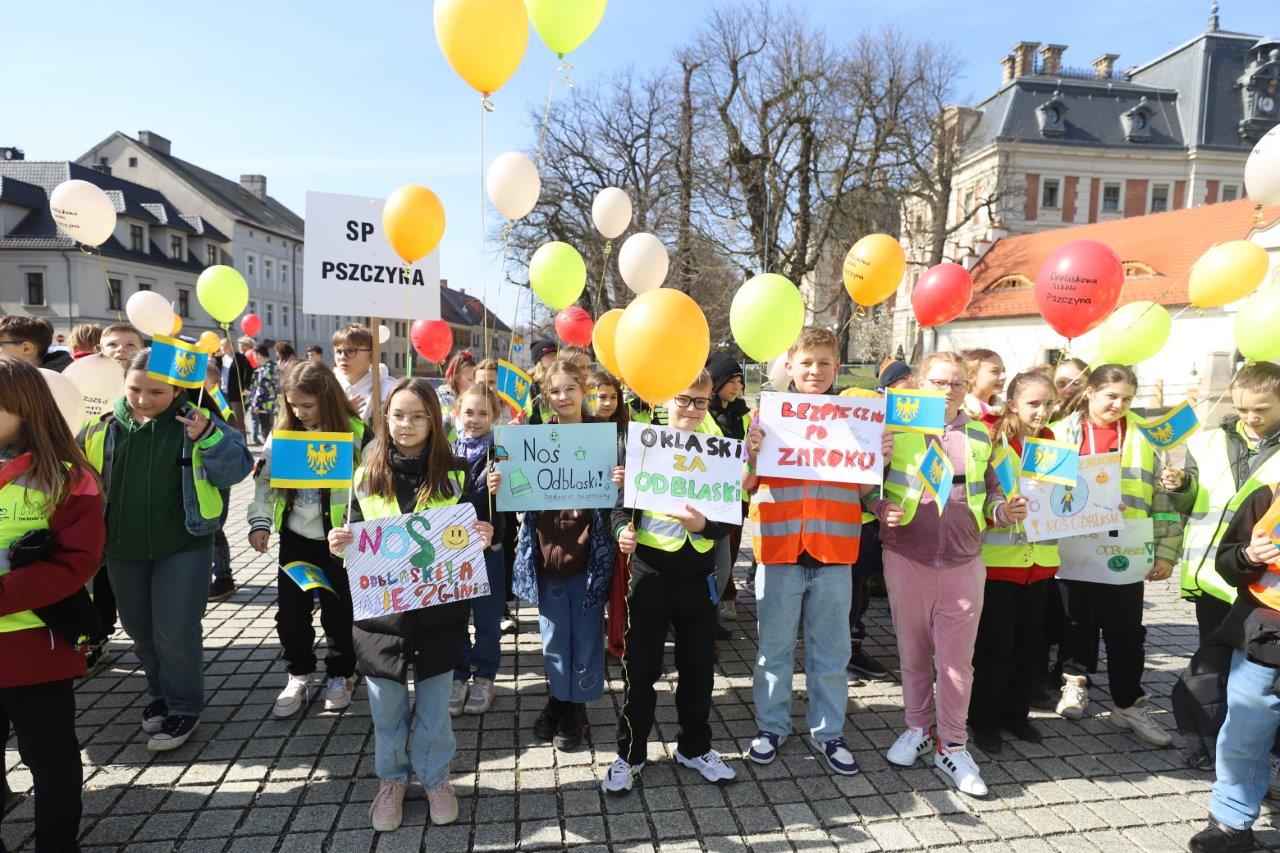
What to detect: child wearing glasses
<box><xmin>332</xmin><ymin>323</ymin><xmax>398</xmax><ymax>421</ymax></box>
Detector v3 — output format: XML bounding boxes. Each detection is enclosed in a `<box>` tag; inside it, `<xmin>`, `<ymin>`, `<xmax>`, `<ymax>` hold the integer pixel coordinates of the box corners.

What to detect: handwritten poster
<box><xmin>1057</xmin><ymin>519</ymin><xmax>1155</xmax><ymax>585</ymax></box>
<box><xmin>343</xmin><ymin>505</ymin><xmax>488</xmax><ymax>620</ymax></box>
<box><xmin>757</xmin><ymin>392</ymin><xmax>886</xmax><ymax>485</ymax></box>
<box><xmin>623</xmin><ymin>424</ymin><xmax>745</xmax><ymax>525</ymax></box>
<box><xmin>1023</xmin><ymin>452</ymin><xmax>1124</xmax><ymax>544</ymax></box>
<box><xmin>494</xmin><ymin>423</ymin><xmax>619</xmax><ymax>511</ymax></box>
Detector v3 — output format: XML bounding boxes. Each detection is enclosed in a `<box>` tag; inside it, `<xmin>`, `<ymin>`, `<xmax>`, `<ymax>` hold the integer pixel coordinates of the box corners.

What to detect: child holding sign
<box><xmin>248</xmin><ymin>362</ymin><xmax>367</xmax><ymax>718</ymax></box>
<box><xmin>327</xmin><ymin>378</ymin><xmax>493</xmax><ymax>831</ymax></box>
<box><xmin>969</xmin><ymin>371</ymin><xmax>1059</xmax><ymax>755</ymax></box>
<box><xmin>875</xmin><ymin>351</ymin><xmax>1025</xmax><ymax>797</ymax></box>
<box><xmin>603</xmin><ymin>371</ymin><xmax>739</xmax><ymax>794</ymax></box>
<box><xmin>1049</xmin><ymin>364</ymin><xmax>1180</xmax><ymax>747</ymax></box>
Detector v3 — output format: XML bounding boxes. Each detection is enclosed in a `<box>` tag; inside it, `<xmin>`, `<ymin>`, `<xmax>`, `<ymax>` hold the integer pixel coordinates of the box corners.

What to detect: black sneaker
<box><xmin>715</xmin><ymin>622</ymin><xmax>733</xmax><ymax>641</ymax></box>
<box><xmin>148</xmin><ymin>715</ymin><xmax>198</xmax><ymax>752</ymax></box>
<box><xmin>208</xmin><ymin>577</ymin><xmax>234</xmax><ymax>601</ymax></box>
<box><xmin>500</xmin><ymin>607</ymin><xmax>518</xmax><ymax>634</ymax></box>
<box><xmin>533</xmin><ymin>697</ymin><xmax>564</xmax><ymax>741</ymax></box>
<box><xmin>847</xmin><ymin>650</ymin><xmax>890</xmax><ymax>680</ymax></box>
<box><xmin>553</xmin><ymin>703</ymin><xmax>587</xmax><ymax>751</ymax></box>
<box><xmin>141</xmin><ymin>698</ymin><xmax>169</xmax><ymax>735</ymax></box>
<box><xmin>1003</xmin><ymin>719</ymin><xmax>1042</xmax><ymax>744</ymax></box>
<box><xmin>1188</xmin><ymin>819</ymin><xmax>1257</xmax><ymax>852</ymax></box>
<box><xmin>971</xmin><ymin>724</ymin><xmax>1003</xmax><ymax>755</ymax></box>
<box><xmin>84</xmin><ymin>640</ymin><xmax>109</xmax><ymax>676</ymax></box>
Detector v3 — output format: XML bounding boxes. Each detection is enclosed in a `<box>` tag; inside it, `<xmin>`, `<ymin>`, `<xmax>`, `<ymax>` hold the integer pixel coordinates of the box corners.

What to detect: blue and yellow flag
<box><xmin>1021</xmin><ymin>436</ymin><xmax>1079</xmax><ymax>487</ymax></box>
<box><xmin>1138</xmin><ymin>400</ymin><xmax>1200</xmax><ymax>451</ymax></box>
<box><xmin>269</xmin><ymin>430</ymin><xmax>354</xmax><ymax>489</ymax></box>
<box><xmin>206</xmin><ymin>384</ymin><xmax>234</xmax><ymax>422</ymax></box>
<box><xmin>917</xmin><ymin>441</ymin><xmax>955</xmax><ymax>515</ymax></box>
<box><xmin>992</xmin><ymin>444</ymin><xmax>1019</xmax><ymax>497</ymax></box>
<box><xmin>497</xmin><ymin>360</ymin><xmax>533</xmax><ymax>416</ymax></box>
<box><xmin>282</xmin><ymin>561</ymin><xmax>336</xmax><ymax>594</ymax></box>
<box><xmin>148</xmin><ymin>334</ymin><xmax>208</xmax><ymax>390</ymax></box>
<box><xmin>886</xmin><ymin>387</ymin><xmax>946</xmax><ymax>435</ymax></box>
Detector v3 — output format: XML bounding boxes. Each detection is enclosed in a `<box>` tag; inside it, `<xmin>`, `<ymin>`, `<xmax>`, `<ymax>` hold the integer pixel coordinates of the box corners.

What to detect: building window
<box><xmin>170</xmin><ymin>235</ymin><xmax>183</xmax><ymax>260</ymax></box>
<box><xmin>281</xmin><ymin>262</ymin><xmax>290</xmax><ymax>283</ymax></box>
<box><xmin>247</xmin><ymin>253</ymin><xmax>257</xmax><ymax>277</ymax></box>
<box><xmin>1041</xmin><ymin>178</ymin><xmax>1061</xmax><ymax>209</ymax></box>
<box><xmin>206</xmin><ymin>244</ymin><xmax>219</xmax><ymax>267</ymax></box>
<box><xmin>265</xmin><ymin>258</ymin><xmax>274</xmax><ymax>281</ymax></box>
<box><xmin>130</xmin><ymin>224</ymin><xmax>145</xmax><ymax>252</ymax></box>
<box><xmin>1222</xmin><ymin>184</ymin><xmax>1240</xmax><ymax>202</ymax></box>
<box><xmin>24</xmin><ymin>272</ymin><xmax>45</xmax><ymax>306</ymax></box>
<box><xmin>1150</xmin><ymin>183</ymin><xmax>1170</xmax><ymax>213</ymax></box>
<box><xmin>309</xmin><ymin>316</ymin><xmax>317</xmax><ymax>331</ymax></box>
<box><xmin>108</xmin><ymin>278</ymin><xmax>123</xmax><ymax>310</ymax></box>
<box><xmin>178</xmin><ymin>289</ymin><xmax>191</xmax><ymax>318</ymax></box>
<box><xmin>962</xmin><ymin>188</ymin><xmax>975</xmax><ymax>218</ymax></box>
<box><xmin>138</xmin><ymin>281</ymin><xmax>152</xmax><ymax>292</ymax></box>
<box><xmin>1101</xmin><ymin>182</ymin><xmax>1121</xmax><ymax>213</ymax></box>
<box><xmin>248</xmin><ymin>300</ymin><xmax>257</xmax><ymax>316</ymax></box>
<box><xmin>128</xmin><ymin>156</ymin><xmax>138</xmax><ymax>167</ymax></box>
<box><xmin>282</xmin><ymin>306</ymin><xmax>290</xmax><ymax>330</ymax></box>
<box><xmin>266</xmin><ymin>303</ymin><xmax>274</xmax><ymax>327</ymax></box>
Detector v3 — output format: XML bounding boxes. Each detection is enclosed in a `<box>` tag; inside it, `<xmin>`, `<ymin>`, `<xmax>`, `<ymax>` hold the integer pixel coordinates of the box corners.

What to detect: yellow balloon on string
<box><xmin>434</xmin><ymin>0</ymin><xmax>529</xmax><ymax>99</ymax></box>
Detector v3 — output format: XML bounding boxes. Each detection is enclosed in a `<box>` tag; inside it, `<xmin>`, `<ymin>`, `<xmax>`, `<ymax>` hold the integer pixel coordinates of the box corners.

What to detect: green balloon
<box><xmin>1235</xmin><ymin>286</ymin><xmax>1280</xmax><ymax>361</ymax></box>
<box><xmin>529</xmin><ymin>241</ymin><xmax>586</xmax><ymax>311</ymax></box>
<box><xmin>526</xmin><ymin>0</ymin><xmax>607</xmax><ymax>57</ymax></box>
<box><xmin>730</xmin><ymin>273</ymin><xmax>805</xmax><ymax>363</ymax></box>
<box><xmin>1098</xmin><ymin>300</ymin><xmax>1171</xmax><ymax>365</ymax></box>
<box><xmin>196</xmin><ymin>265</ymin><xmax>249</xmax><ymax>324</ymax></box>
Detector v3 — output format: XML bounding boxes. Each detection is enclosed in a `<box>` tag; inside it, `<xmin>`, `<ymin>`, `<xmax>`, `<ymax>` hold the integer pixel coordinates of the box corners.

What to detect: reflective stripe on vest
<box><xmin>0</xmin><ymin>474</ymin><xmax>55</xmax><ymax>634</ymax></box>
<box><xmin>355</xmin><ymin>468</ymin><xmax>467</xmax><ymax>520</ymax></box>
<box><xmin>1183</xmin><ymin>450</ymin><xmax>1280</xmax><ymax>604</ymax></box>
<box><xmin>750</xmin><ymin>477</ymin><xmax>862</xmax><ymax>564</ymax></box>
<box><xmin>635</xmin><ymin>511</ymin><xmax>715</xmax><ymax>553</ymax></box>
<box><xmin>272</xmin><ymin>418</ymin><xmax>366</xmax><ymax>532</ymax></box>
<box><xmin>1050</xmin><ymin>412</ymin><xmax>1155</xmax><ymax>520</ymax></box>
<box><xmin>882</xmin><ymin>424</ymin><xmax>992</xmax><ymax>531</ymax></box>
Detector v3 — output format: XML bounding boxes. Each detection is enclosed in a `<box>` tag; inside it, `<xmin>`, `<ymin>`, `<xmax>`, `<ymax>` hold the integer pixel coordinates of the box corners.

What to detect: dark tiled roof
<box><xmin>440</xmin><ymin>287</ymin><xmax>512</xmax><ymax>333</ymax></box>
<box><xmin>0</xmin><ymin>175</ymin><xmax>47</xmax><ymax>208</ymax></box>
<box><xmin>179</xmin><ymin>215</ymin><xmax>229</xmax><ymax>242</ymax></box>
<box><xmin>141</xmin><ymin>202</ymin><xmax>197</xmax><ymax>233</ymax></box>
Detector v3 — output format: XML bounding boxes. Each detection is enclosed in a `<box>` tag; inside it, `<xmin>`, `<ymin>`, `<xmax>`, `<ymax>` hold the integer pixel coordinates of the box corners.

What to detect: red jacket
<box><xmin>0</xmin><ymin>453</ymin><xmax>105</xmax><ymax>688</ymax></box>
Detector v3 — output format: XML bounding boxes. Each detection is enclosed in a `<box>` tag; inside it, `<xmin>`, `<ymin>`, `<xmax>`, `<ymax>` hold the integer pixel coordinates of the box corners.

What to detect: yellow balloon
<box><xmin>615</xmin><ymin>290</ymin><xmax>709</xmax><ymax>405</ymax></box>
<box><xmin>592</xmin><ymin>308</ymin><xmax>624</xmax><ymax>376</ymax></box>
<box><xmin>169</xmin><ymin>315</ymin><xmax>183</xmax><ymax>336</ymax></box>
<box><xmin>1188</xmin><ymin>240</ymin><xmax>1270</xmax><ymax>308</ymax></box>
<box><xmin>842</xmin><ymin>233</ymin><xmax>906</xmax><ymax>307</ymax></box>
<box><xmin>382</xmin><ymin>185</ymin><xmax>446</xmax><ymax>264</ymax></box>
<box><xmin>197</xmin><ymin>330</ymin><xmax>221</xmax><ymax>354</ymax></box>
<box><xmin>434</xmin><ymin>0</ymin><xmax>529</xmax><ymax>98</ymax></box>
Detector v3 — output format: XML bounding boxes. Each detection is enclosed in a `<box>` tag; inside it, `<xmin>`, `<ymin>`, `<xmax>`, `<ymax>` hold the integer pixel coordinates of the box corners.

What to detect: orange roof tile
<box><xmin>964</xmin><ymin>199</ymin><xmax>1280</xmax><ymax>320</ymax></box>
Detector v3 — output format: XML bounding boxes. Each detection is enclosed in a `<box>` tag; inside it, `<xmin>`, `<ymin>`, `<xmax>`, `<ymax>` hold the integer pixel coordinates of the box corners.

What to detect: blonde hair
<box><xmin>992</xmin><ymin>371</ymin><xmax>1055</xmax><ymax>447</ymax></box>
<box><xmin>918</xmin><ymin>350</ymin><xmax>966</xmax><ymax>378</ymax></box>
<box><xmin>788</xmin><ymin>326</ymin><xmax>838</xmax><ymax>359</ymax></box>
<box><xmin>69</xmin><ymin>323</ymin><xmax>102</xmax><ymax>352</ymax></box>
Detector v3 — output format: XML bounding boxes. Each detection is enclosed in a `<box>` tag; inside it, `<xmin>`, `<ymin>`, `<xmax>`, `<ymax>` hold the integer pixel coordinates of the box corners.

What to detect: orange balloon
<box><xmin>197</xmin><ymin>330</ymin><xmax>221</xmax><ymax>353</ymax></box>
<box><xmin>169</xmin><ymin>315</ymin><xmax>183</xmax><ymax>336</ymax></box>
<box><xmin>592</xmin><ymin>308</ymin><xmax>625</xmax><ymax>376</ymax></box>
<box><xmin>382</xmin><ymin>185</ymin><xmax>446</xmax><ymax>264</ymax></box>
<box><xmin>615</xmin><ymin>290</ymin><xmax>709</xmax><ymax>405</ymax></box>
<box><xmin>842</xmin><ymin>233</ymin><xmax>906</xmax><ymax>307</ymax></box>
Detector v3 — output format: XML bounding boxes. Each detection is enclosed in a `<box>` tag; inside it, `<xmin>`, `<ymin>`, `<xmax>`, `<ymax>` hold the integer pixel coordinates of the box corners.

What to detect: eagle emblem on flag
<box><xmin>307</xmin><ymin>442</ymin><xmax>339</xmax><ymax>476</ymax></box>
<box><xmin>174</xmin><ymin>350</ymin><xmax>198</xmax><ymax>379</ymax></box>
<box><xmin>1034</xmin><ymin>447</ymin><xmax>1058</xmax><ymax>470</ymax></box>
<box><xmin>893</xmin><ymin>396</ymin><xmax>920</xmax><ymax>423</ymax></box>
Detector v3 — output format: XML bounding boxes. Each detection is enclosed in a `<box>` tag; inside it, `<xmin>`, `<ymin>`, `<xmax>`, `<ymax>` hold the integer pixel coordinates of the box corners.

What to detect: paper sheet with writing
<box><xmin>623</xmin><ymin>423</ymin><xmax>744</xmax><ymax>525</ymax></box>
<box><xmin>757</xmin><ymin>392</ymin><xmax>886</xmax><ymax>485</ymax></box>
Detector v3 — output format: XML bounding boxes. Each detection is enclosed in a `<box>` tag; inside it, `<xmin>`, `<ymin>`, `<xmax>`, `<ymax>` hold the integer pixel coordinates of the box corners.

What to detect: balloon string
<box><xmin>480</xmin><ymin>103</ymin><xmax>490</xmax><ymax>361</ymax></box>
<box><xmin>82</xmin><ymin>244</ymin><xmax>123</xmax><ymax>321</ymax></box>
<box><xmin>592</xmin><ymin>239</ymin><xmax>613</xmax><ymax>318</ymax></box>
<box><xmin>535</xmin><ymin>63</ymin><xmax>557</xmax><ymax>169</ymax></box>
<box><xmin>501</xmin><ymin>225</ymin><xmax>520</xmax><ymax>370</ymax></box>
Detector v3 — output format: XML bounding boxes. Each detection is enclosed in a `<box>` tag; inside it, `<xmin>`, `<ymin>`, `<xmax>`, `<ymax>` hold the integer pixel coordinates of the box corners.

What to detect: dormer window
<box><xmin>1122</xmin><ymin>97</ymin><xmax>1154</xmax><ymax>143</ymax></box>
<box><xmin>1037</xmin><ymin>93</ymin><xmax>1068</xmax><ymax>138</ymax></box>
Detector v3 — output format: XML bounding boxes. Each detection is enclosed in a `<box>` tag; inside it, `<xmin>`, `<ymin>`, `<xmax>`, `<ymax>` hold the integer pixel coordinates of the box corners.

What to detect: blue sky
<box><xmin>7</xmin><ymin>0</ymin><xmax>1275</xmax><ymax>326</ymax></box>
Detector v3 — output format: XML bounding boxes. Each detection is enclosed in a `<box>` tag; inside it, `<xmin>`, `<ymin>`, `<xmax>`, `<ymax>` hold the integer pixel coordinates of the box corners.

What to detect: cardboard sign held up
<box><xmin>494</xmin><ymin>423</ymin><xmax>619</xmax><ymax>511</ymax></box>
<box><xmin>623</xmin><ymin>424</ymin><xmax>745</xmax><ymax>525</ymax></box>
<box><xmin>757</xmin><ymin>392</ymin><xmax>886</xmax><ymax>485</ymax></box>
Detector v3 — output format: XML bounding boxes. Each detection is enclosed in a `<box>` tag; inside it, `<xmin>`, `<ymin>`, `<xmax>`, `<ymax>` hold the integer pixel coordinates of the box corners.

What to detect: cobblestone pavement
<box><xmin>4</xmin><ymin>478</ymin><xmax>1278</xmax><ymax>852</ymax></box>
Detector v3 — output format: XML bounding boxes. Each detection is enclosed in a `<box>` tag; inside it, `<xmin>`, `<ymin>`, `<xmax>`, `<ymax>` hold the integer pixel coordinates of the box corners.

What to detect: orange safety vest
<box><xmin>1247</xmin><ymin>485</ymin><xmax>1280</xmax><ymax>610</ymax></box>
<box><xmin>750</xmin><ymin>476</ymin><xmax>862</xmax><ymax>565</ymax></box>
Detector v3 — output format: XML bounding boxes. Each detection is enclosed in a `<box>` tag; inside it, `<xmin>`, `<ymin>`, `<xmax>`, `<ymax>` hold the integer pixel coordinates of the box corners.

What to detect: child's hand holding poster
<box><xmin>756</xmin><ymin>392</ymin><xmax>887</xmax><ymax>485</ymax></box>
<box><xmin>623</xmin><ymin>423</ymin><xmax>745</xmax><ymax>525</ymax></box>
<box><xmin>343</xmin><ymin>504</ymin><xmax>489</xmax><ymax>620</ymax></box>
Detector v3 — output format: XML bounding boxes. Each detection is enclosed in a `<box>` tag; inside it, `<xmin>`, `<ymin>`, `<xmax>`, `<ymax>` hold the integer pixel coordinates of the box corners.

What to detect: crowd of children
<box><xmin>8</xmin><ymin>312</ymin><xmax>1280</xmax><ymax>851</ymax></box>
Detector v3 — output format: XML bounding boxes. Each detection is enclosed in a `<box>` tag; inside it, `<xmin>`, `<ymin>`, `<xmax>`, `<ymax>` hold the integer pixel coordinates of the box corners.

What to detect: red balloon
<box><xmin>1034</xmin><ymin>240</ymin><xmax>1124</xmax><ymax>339</ymax></box>
<box><xmin>555</xmin><ymin>306</ymin><xmax>595</xmax><ymax>348</ymax></box>
<box><xmin>240</xmin><ymin>313</ymin><xmax>261</xmax><ymax>337</ymax></box>
<box><xmin>911</xmin><ymin>263</ymin><xmax>973</xmax><ymax>327</ymax></box>
<box><xmin>411</xmin><ymin>320</ymin><xmax>453</xmax><ymax>363</ymax></box>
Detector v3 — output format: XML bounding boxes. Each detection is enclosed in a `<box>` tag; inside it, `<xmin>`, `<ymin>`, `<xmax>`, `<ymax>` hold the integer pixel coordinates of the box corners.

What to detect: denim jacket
<box><xmin>512</xmin><ymin>509</ymin><xmax>616</xmax><ymax>610</ymax></box>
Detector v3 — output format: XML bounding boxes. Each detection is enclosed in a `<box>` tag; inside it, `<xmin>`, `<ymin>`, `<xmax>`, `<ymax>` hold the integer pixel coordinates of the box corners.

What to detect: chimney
<box><xmin>1000</xmin><ymin>54</ymin><xmax>1017</xmax><ymax>85</ymax></box>
<box><xmin>1092</xmin><ymin>53</ymin><xmax>1120</xmax><ymax>79</ymax></box>
<box><xmin>1</xmin><ymin>147</ymin><xmax>24</xmax><ymax>161</ymax></box>
<box><xmin>239</xmin><ymin>174</ymin><xmax>267</xmax><ymax>199</ymax></box>
<box><xmin>1040</xmin><ymin>44</ymin><xmax>1067</xmax><ymax>76</ymax></box>
<box><xmin>138</xmin><ymin>131</ymin><xmax>171</xmax><ymax>155</ymax></box>
<box><xmin>1207</xmin><ymin>0</ymin><xmax>1220</xmax><ymax>32</ymax></box>
<box><xmin>1012</xmin><ymin>41</ymin><xmax>1040</xmax><ymax>78</ymax></box>
<box><xmin>440</xmin><ymin>278</ymin><xmax>449</xmax><ymax>289</ymax></box>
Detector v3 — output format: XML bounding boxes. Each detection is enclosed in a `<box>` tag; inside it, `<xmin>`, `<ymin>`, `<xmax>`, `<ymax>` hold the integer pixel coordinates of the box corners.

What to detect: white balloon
<box><xmin>592</xmin><ymin>187</ymin><xmax>633</xmax><ymax>239</ymax></box>
<box><xmin>39</xmin><ymin>368</ymin><xmax>86</xmax><ymax>435</ymax></box>
<box><xmin>617</xmin><ymin>232</ymin><xmax>670</xmax><ymax>294</ymax></box>
<box><xmin>126</xmin><ymin>290</ymin><xmax>176</xmax><ymax>338</ymax></box>
<box><xmin>1245</xmin><ymin>124</ymin><xmax>1280</xmax><ymax>207</ymax></box>
<box><xmin>767</xmin><ymin>354</ymin><xmax>790</xmax><ymax>392</ymax></box>
<box><xmin>49</xmin><ymin>179</ymin><xmax>117</xmax><ymax>247</ymax></box>
<box><xmin>378</xmin><ymin>324</ymin><xmax>392</xmax><ymax>344</ymax></box>
<box><xmin>63</xmin><ymin>355</ymin><xmax>124</xmax><ymax>419</ymax></box>
<box><xmin>487</xmin><ymin>152</ymin><xmax>541</xmax><ymax>221</ymax></box>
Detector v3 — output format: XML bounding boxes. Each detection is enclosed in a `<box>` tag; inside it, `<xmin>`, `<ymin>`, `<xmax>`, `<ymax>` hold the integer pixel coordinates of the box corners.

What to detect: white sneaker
<box><xmin>1109</xmin><ymin>695</ymin><xmax>1173</xmax><ymax>747</ymax></box>
<box><xmin>886</xmin><ymin>727</ymin><xmax>934</xmax><ymax>767</ymax></box>
<box><xmin>1268</xmin><ymin>754</ymin><xmax>1280</xmax><ymax>801</ymax></box>
<box><xmin>934</xmin><ymin>745</ymin><xmax>988</xmax><ymax>797</ymax></box>
<box><xmin>676</xmin><ymin>749</ymin><xmax>737</xmax><ymax>783</ymax></box>
<box><xmin>601</xmin><ymin>756</ymin><xmax>644</xmax><ymax>795</ymax></box>
<box><xmin>1057</xmin><ymin>674</ymin><xmax>1089</xmax><ymax>720</ymax></box>
<box><xmin>719</xmin><ymin>599</ymin><xmax>738</xmax><ymax>621</ymax></box>
<box><xmin>449</xmin><ymin>680</ymin><xmax>468</xmax><ymax>717</ymax></box>
<box><xmin>464</xmin><ymin>677</ymin><xmax>495</xmax><ymax>715</ymax></box>
<box><xmin>273</xmin><ymin>673</ymin><xmax>310</xmax><ymax>718</ymax></box>
<box><xmin>323</xmin><ymin>675</ymin><xmax>356</xmax><ymax>711</ymax></box>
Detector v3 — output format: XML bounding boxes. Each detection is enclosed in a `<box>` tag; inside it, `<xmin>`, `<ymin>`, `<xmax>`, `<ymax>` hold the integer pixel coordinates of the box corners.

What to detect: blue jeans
<box><xmin>753</xmin><ymin>562</ymin><xmax>852</xmax><ymax>742</ymax></box>
<box><xmin>456</xmin><ymin>548</ymin><xmax>506</xmax><ymax>682</ymax></box>
<box><xmin>106</xmin><ymin>547</ymin><xmax>211</xmax><ymax>716</ymax></box>
<box><xmin>367</xmin><ymin>672</ymin><xmax>455</xmax><ymax>789</ymax></box>
<box><xmin>536</xmin><ymin>571</ymin><xmax>605</xmax><ymax>703</ymax></box>
<box><xmin>1211</xmin><ymin>649</ymin><xmax>1280</xmax><ymax>830</ymax></box>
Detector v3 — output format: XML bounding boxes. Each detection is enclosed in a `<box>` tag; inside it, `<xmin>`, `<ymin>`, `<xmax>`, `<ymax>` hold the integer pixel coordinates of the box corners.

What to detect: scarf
<box><xmin>454</xmin><ymin>432</ymin><xmax>493</xmax><ymax>465</ymax></box>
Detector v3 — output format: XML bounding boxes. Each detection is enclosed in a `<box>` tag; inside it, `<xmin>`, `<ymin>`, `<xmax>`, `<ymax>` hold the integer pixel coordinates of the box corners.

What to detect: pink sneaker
<box><xmin>369</xmin><ymin>779</ymin><xmax>406</xmax><ymax>832</ymax></box>
<box><xmin>426</xmin><ymin>780</ymin><xmax>458</xmax><ymax>825</ymax></box>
